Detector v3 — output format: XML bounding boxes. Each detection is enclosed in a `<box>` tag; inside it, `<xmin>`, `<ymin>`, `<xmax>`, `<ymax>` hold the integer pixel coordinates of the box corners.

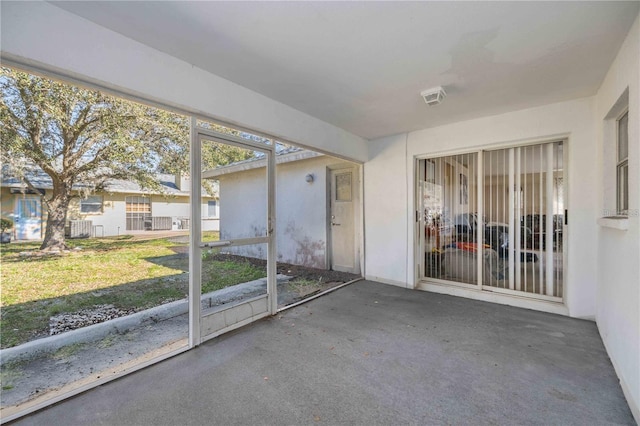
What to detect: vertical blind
<box><xmin>420</xmin><ymin>141</ymin><xmax>564</xmax><ymax>300</ymax></box>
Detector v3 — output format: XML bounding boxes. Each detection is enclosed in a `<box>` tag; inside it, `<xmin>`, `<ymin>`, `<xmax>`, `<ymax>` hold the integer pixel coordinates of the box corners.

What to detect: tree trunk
<box><xmin>40</xmin><ymin>194</ymin><xmax>71</xmax><ymax>252</ymax></box>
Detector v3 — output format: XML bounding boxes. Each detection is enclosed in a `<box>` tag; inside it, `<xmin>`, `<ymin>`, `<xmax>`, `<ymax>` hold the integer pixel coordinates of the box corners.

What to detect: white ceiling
<box><xmin>53</xmin><ymin>1</ymin><xmax>638</xmax><ymax>140</ymax></box>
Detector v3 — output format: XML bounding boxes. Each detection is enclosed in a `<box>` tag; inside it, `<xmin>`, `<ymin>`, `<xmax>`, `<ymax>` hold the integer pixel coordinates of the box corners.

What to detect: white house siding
<box><xmin>218</xmin><ymin>156</ymin><xmax>351</xmax><ymax>268</ymax></box>
<box><xmin>68</xmin><ymin>193</ymin><xmax>125</xmax><ymax>237</ymax></box>
<box><xmin>594</xmin><ymin>14</ymin><xmax>640</xmax><ymax>422</ymax></box>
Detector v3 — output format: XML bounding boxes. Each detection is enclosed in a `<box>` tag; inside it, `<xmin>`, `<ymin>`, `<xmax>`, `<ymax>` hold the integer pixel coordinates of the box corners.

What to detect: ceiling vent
<box><xmin>420</xmin><ymin>86</ymin><xmax>446</xmax><ymax>106</ymax></box>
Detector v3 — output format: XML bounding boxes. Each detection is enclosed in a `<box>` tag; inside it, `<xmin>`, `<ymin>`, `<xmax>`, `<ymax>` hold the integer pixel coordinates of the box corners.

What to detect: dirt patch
<box><xmin>211</xmin><ymin>253</ymin><xmax>361</xmax><ymax>284</ymax></box>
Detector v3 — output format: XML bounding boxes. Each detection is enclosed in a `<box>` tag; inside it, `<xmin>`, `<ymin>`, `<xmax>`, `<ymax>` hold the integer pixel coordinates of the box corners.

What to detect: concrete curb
<box><xmin>0</xmin><ymin>275</ymin><xmax>291</xmax><ymax>364</ymax></box>
<box><xmin>0</xmin><ymin>299</ymin><xmax>188</xmax><ymax>365</ymax></box>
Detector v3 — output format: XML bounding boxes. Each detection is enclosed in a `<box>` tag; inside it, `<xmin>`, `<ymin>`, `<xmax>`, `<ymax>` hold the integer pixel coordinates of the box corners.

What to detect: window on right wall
<box><xmin>617</xmin><ymin>110</ymin><xmax>629</xmax><ymax>215</ymax></box>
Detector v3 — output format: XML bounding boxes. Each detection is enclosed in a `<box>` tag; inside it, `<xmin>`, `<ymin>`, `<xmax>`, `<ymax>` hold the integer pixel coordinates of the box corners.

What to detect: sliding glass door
<box><xmin>417</xmin><ymin>141</ymin><xmax>565</xmax><ymax>302</ymax></box>
<box><xmin>483</xmin><ymin>142</ymin><xmax>564</xmax><ymax>298</ymax></box>
<box><xmin>419</xmin><ymin>153</ymin><xmax>480</xmax><ymax>286</ymax></box>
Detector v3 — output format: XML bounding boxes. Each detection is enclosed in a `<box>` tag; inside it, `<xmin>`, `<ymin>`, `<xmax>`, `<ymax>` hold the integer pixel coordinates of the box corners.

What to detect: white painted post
<box><xmin>189</xmin><ymin>118</ymin><xmax>201</xmax><ymax>347</ymax></box>
<box><xmin>267</xmin><ymin>147</ymin><xmax>278</xmax><ymax>315</ymax></box>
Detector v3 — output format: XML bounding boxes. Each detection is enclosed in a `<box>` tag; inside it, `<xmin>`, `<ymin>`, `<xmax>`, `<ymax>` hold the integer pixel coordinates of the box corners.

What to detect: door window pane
<box><xmin>335</xmin><ymin>172</ymin><xmax>352</xmax><ymax>201</ymax></box>
<box><xmin>482</xmin><ymin>142</ymin><xmax>563</xmax><ymax>298</ymax></box>
<box><xmin>421</xmin><ymin>153</ymin><xmax>479</xmax><ymax>285</ymax></box>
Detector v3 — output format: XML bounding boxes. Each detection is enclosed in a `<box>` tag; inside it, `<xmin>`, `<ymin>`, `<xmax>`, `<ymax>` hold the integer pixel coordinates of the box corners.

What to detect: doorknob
<box><xmin>331</xmin><ymin>222</ymin><xmax>341</xmax><ymax>226</ymax></box>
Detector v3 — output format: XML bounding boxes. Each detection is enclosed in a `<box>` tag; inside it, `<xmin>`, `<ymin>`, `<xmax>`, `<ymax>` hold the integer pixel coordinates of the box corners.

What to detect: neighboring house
<box><xmin>204</xmin><ymin>147</ymin><xmax>360</xmax><ymax>272</ymax></box>
<box><xmin>0</xmin><ymin>171</ymin><xmax>219</xmax><ymax>240</ymax></box>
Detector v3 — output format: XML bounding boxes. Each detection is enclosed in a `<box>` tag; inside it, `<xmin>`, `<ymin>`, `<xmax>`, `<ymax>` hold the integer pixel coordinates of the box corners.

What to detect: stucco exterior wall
<box><xmin>218</xmin><ymin>156</ymin><xmax>351</xmax><ymax>268</ymax></box>
<box><xmin>364</xmin><ymin>135</ymin><xmax>409</xmax><ymax>287</ymax></box>
<box><xmin>594</xmin><ymin>14</ymin><xmax>640</xmax><ymax>422</ymax></box>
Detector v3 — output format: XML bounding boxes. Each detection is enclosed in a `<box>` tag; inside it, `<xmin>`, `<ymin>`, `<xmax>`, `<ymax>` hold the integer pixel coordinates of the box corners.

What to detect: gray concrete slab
<box><xmin>11</xmin><ymin>281</ymin><xmax>634</xmax><ymax>425</ymax></box>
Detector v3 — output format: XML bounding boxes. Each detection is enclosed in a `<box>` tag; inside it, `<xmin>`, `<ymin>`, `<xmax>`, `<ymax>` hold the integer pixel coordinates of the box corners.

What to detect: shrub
<box><xmin>0</xmin><ymin>217</ymin><xmax>13</xmax><ymax>233</ymax></box>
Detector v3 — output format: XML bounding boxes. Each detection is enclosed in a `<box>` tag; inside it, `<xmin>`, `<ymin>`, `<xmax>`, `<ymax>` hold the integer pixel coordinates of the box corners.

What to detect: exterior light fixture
<box><xmin>420</xmin><ymin>86</ymin><xmax>447</xmax><ymax>106</ymax></box>
<box><xmin>305</xmin><ymin>173</ymin><xmax>314</xmax><ymax>183</ymax></box>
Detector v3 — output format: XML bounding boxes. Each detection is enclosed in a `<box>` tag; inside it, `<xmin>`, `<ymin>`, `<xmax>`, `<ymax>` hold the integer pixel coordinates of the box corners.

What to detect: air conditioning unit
<box><xmin>420</xmin><ymin>86</ymin><xmax>447</xmax><ymax>106</ymax></box>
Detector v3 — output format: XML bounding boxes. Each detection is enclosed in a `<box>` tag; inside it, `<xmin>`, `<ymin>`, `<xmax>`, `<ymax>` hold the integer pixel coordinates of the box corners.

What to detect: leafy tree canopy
<box><xmin>0</xmin><ymin>68</ymin><xmax>259</xmax><ymax>250</ymax></box>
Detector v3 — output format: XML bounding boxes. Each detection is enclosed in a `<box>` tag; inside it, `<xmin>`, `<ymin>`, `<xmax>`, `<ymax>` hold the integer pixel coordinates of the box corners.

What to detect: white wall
<box><xmin>78</xmin><ymin>194</ymin><xmax>126</xmax><ymax>237</ymax></box>
<box><xmin>0</xmin><ymin>1</ymin><xmax>368</xmax><ymax>163</ymax></box>
<box><xmin>275</xmin><ymin>157</ymin><xmax>336</xmax><ymax>268</ymax></box>
<box><xmin>365</xmin><ymin>96</ymin><xmax>598</xmax><ymax>318</ymax></box>
<box><xmin>218</xmin><ymin>156</ymin><xmax>352</xmax><ymax>268</ymax></box>
<box><xmin>594</xmin><ymin>14</ymin><xmax>640</xmax><ymax>422</ymax></box>
<box><xmin>364</xmin><ymin>135</ymin><xmax>410</xmax><ymax>287</ymax></box>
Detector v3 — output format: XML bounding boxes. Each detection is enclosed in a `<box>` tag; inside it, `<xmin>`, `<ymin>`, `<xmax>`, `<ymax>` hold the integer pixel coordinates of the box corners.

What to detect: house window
<box><xmin>126</xmin><ymin>196</ymin><xmax>151</xmax><ymax>230</ymax></box>
<box><xmin>207</xmin><ymin>200</ymin><xmax>218</xmax><ymax>217</ymax></box>
<box><xmin>80</xmin><ymin>195</ymin><xmax>103</xmax><ymax>213</ymax></box>
<box><xmin>617</xmin><ymin>111</ymin><xmax>629</xmax><ymax>215</ymax></box>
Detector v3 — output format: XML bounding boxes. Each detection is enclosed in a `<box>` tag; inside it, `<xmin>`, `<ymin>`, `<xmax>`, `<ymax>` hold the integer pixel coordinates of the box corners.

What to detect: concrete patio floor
<box><xmin>12</xmin><ymin>280</ymin><xmax>633</xmax><ymax>425</ymax></box>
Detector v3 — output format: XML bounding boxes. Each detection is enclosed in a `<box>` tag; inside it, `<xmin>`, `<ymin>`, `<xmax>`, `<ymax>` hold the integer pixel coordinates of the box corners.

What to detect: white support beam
<box><xmin>189</xmin><ymin>117</ymin><xmax>202</xmax><ymax>348</ymax></box>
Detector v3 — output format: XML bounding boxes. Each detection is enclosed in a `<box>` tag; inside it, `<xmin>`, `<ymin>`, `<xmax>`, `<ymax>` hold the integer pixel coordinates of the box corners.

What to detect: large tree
<box><xmin>0</xmin><ymin>68</ymin><xmax>252</xmax><ymax>251</ymax></box>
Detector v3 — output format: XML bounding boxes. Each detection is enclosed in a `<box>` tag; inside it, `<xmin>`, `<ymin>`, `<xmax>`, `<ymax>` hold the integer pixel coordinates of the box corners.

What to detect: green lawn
<box><xmin>0</xmin><ymin>232</ymin><xmax>266</xmax><ymax>348</ymax></box>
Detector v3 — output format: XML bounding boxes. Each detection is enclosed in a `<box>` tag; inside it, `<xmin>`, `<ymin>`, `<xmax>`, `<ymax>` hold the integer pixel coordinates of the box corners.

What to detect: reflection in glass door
<box><xmin>418</xmin><ymin>153</ymin><xmax>480</xmax><ymax>286</ymax></box>
<box><xmin>190</xmin><ymin>124</ymin><xmax>276</xmax><ymax>345</ymax></box>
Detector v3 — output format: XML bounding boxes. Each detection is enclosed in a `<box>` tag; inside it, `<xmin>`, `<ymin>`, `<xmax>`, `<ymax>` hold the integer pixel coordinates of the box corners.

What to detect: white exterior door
<box><xmin>15</xmin><ymin>196</ymin><xmax>42</xmax><ymax>240</ymax></box>
<box><xmin>329</xmin><ymin>168</ymin><xmax>358</xmax><ymax>273</ymax></box>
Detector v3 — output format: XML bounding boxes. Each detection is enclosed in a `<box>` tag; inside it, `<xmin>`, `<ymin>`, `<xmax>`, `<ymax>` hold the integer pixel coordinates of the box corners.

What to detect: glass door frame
<box><xmin>189</xmin><ymin>120</ymin><xmax>277</xmax><ymax>347</ymax></box>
